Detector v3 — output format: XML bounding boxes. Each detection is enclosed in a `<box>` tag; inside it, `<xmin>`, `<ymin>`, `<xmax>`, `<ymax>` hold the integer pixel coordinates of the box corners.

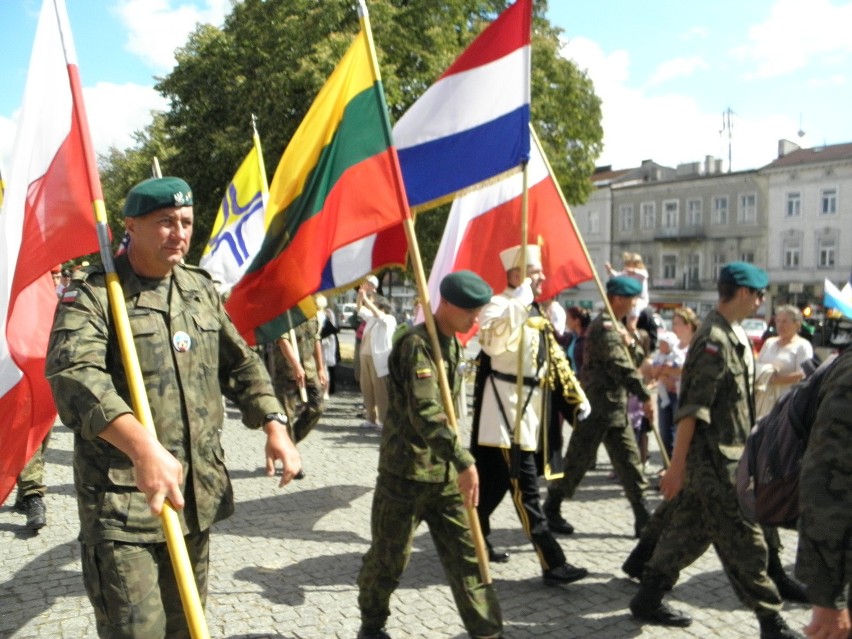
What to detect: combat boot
<box><xmin>22</xmin><ymin>495</ymin><xmax>46</xmax><ymax>531</ymax></box>
<box><xmin>542</xmin><ymin>562</ymin><xmax>589</xmax><ymax>586</ymax></box>
<box><xmin>356</xmin><ymin>628</ymin><xmax>391</xmax><ymax>639</ymax></box>
<box><xmin>631</xmin><ymin>499</ymin><xmax>651</xmax><ymax>538</ymax></box>
<box><xmin>766</xmin><ymin>546</ymin><xmax>808</xmax><ymax>604</ymax></box>
<box><xmin>629</xmin><ymin>586</ymin><xmax>692</xmax><ymax>627</ymax></box>
<box><xmin>757</xmin><ymin>612</ymin><xmax>804</xmax><ymax>639</ymax></box>
<box><xmin>543</xmin><ymin>488</ymin><xmax>574</xmax><ymax>535</ymax></box>
<box><xmin>486</xmin><ymin>540</ymin><xmax>510</xmax><ymax>564</ymax></box>
<box><xmin>622</xmin><ymin>540</ymin><xmax>656</xmax><ymax>581</ymax></box>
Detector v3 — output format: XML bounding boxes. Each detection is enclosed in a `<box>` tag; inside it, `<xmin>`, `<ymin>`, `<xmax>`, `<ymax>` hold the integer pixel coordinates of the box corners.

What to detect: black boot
<box><xmin>543</xmin><ymin>488</ymin><xmax>574</xmax><ymax>535</ymax></box>
<box><xmin>758</xmin><ymin>612</ymin><xmax>804</xmax><ymax>639</ymax></box>
<box><xmin>631</xmin><ymin>500</ymin><xmax>651</xmax><ymax>539</ymax></box>
<box><xmin>622</xmin><ymin>540</ymin><xmax>655</xmax><ymax>581</ymax></box>
<box><xmin>766</xmin><ymin>546</ymin><xmax>808</xmax><ymax>604</ymax></box>
<box><xmin>21</xmin><ymin>495</ymin><xmax>46</xmax><ymax>531</ymax></box>
<box><xmin>486</xmin><ymin>540</ymin><xmax>510</xmax><ymax>564</ymax></box>
<box><xmin>629</xmin><ymin>586</ymin><xmax>692</xmax><ymax>627</ymax></box>
<box><xmin>542</xmin><ymin>562</ymin><xmax>589</xmax><ymax>586</ymax></box>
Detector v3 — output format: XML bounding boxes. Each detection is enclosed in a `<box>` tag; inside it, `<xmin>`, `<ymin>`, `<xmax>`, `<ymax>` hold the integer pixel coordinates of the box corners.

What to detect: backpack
<box><xmin>736</xmin><ymin>349</ymin><xmax>847</xmax><ymax>529</ymax></box>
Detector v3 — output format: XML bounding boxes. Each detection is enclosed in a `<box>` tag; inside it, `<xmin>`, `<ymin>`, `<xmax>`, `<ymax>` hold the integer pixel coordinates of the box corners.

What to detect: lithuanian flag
<box><xmin>225</xmin><ymin>28</ymin><xmax>410</xmax><ymax>344</ymax></box>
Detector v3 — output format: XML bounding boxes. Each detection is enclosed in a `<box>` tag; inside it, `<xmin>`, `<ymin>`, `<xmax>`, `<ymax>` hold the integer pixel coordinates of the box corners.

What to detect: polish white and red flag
<box><xmin>0</xmin><ymin>0</ymin><xmax>101</xmax><ymax>503</ymax></box>
<box><xmin>426</xmin><ymin>132</ymin><xmax>595</xmax><ymax>342</ymax></box>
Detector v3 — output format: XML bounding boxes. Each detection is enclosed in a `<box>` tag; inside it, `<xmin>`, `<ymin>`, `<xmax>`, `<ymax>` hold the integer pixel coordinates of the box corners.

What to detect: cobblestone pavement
<box><xmin>0</xmin><ymin>373</ymin><xmax>810</xmax><ymax>639</ymax></box>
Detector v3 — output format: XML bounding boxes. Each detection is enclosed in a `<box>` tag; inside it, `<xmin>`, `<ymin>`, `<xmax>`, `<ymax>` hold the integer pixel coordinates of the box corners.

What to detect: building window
<box><xmin>821</xmin><ymin>188</ymin><xmax>837</xmax><ymax>215</ymax></box>
<box><xmin>783</xmin><ymin>241</ymin><xmax>801</xmax><ymax>269</ymax></box>
<box><xmin>640</xmin><ymin>202</ymin><xmax>655</xmax><ymax>230</ymax></box>
<box><xmin>739</xmin><ymin>193</ymin><xmax>757</xmax><ymax>224</ymax></box>
<box><xmin>713</xmin><ymin>197</ymin><xmax>728</xmax><ymax>225</ymax></box>
<box><xmin>818</xmin><ymin>238</ymin><xmax>836</xmax><ymax>269</ymax></box>
<box><xmin>619</xmin><ymin>204</ymin><xmax>634</xmax><ymax>232</ymax></box>
<box><xmin>786</xmin><ymin>192</ymin><xmax>801</xmax><ymax>217</ymax></box>
<box><xmin>687</xmin><ymin>253</ymin><xmax>700</xmax><ymax>285</ymax></box>
<box><xmin>662</xmin><ymin>254</ymin><xmax>677</xmax><ymax>279</ymax></box>
<box><xmin>662</xmin><ymin>200</ymin><xmax>679</xmax><ymax>229</ymax></box>
<box><xmin>741</xmin><ymin>251</ymin><xmax>755</xmax><ymax>263</ymax></box>
<box><xmin>588</xmin><ymin>210</ymin><xmax>600</xmax><ymax>235</ymax></box>
<box><xmin>712</xmin><ymin>253</ymin><xmax>724</xmax><ymax>280</ymax></box>
<box><xmin>687</xmin><ymin>198</ymin><xmax>702</xmax><ymax>226</ymax></box>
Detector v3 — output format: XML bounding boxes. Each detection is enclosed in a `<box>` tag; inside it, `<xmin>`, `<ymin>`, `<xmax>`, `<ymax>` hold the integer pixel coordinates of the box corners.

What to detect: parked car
<box><xmin>741</xmin><ymin>317</ymin><xmax>768</xmax><ymax>353</ymax></box>
<box><xmin>337</xmin><ymin>302</ymin><xmax>357</xmax><ymax>328</ymax></box>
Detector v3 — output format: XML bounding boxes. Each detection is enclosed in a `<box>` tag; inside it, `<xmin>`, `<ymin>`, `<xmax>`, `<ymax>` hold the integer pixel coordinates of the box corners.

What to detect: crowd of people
<box><xmin>8</xmin><ymin>176</ymin><xmax>847</xmax><ymax>639</ymax></box>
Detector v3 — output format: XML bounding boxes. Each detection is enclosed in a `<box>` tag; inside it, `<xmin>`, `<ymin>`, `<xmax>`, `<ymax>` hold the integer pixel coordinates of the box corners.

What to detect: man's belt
<box><xmin>489</xmin><ymin>369</ymin><xmax>540</xmax><ymax>387</ymax></box>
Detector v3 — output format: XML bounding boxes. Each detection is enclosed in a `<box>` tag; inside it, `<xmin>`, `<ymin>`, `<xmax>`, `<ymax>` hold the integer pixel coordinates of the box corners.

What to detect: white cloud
<box><xmin>1</xmin><ymin>82</ymin><xmax>167</xmax><ymax>173</ymax></box>
<box><xmin>730</xmin><ymin>0</ymin><xmax>852</xmax><ymax>79</ymax></box>
<box><xmin>559</xmin><ymin>36</ymin><xmax>796</xmax><ymax>173</ymax></box>
<box><xmin>679</xmin><ymin>26</ymin><xmax>709</xmax><ymax>41</ymax></box>
<box><xmin>647</xmin><ymin>57</ymin><xmax>709</xmax><ymax>87</ymax></box>
<box><xmin>83</xmin><ymin>82</ymin><xmax>169</xmax><ymax>155</ymax></box>
<box><xmin>112</xmin><ymin>0</ymin><xmax>232</xmax><ymax>72</ymax></box>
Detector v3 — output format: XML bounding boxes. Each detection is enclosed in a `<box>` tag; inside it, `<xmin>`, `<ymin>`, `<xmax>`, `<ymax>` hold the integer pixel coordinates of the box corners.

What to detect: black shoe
<box><xmin>357</xmin><ymin>628</ymin><xmax>391</xmax><ymax>639</ymax></box>
<box><xmin>629</xmin><ymin>598</ymin><xmax>692</xmax><ymax>627</ymax></box>
<box><xmin>758</xmin><ymin>612</ymin><xmax>804</xmax><ymax>639</ymax></box>
<box><xmin>486</xmin><ymin>542</ymin><xmax>510</xmax><ymax>564</ymax></box>
<box><xmin>547</xmin><ymin>514</ymin><xmax>575</xmax><ymax>535</ymax></box>
<box><xmin>542</xmin><ymin>562</ymin><xmax>588</xmax><ymax>586</ymax></box>
<box><xmin>22</xmin><ymin>495</ymin><xmax>46</xmax><ymax>531</ymax></box>
<box><xmin>770</xmin><ymin>572</ymin><xmax>809</xmax><ymax>604</ymax></box>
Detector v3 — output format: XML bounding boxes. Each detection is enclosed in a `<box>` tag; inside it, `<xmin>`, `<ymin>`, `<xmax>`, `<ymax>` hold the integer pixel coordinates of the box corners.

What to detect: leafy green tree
<box><xmin>104</xmin><ymin>0</ymin><xmax>602</xmax><ymax>272</ymax></box>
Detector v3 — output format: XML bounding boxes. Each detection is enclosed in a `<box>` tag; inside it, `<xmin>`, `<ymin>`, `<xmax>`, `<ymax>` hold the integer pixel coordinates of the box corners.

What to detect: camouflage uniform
<box><xmin>357</xmin><ymin>324</ymin><xmax>502</xmax><ymax>639</ymax></box>
<box><xmin>640</xmin><ymin>309</ymin><xmax>782</xmax><ymax>614</ymax></box>
<box><xmin>553</xmin><ymin>312</ymin><xmax>650</xmax><ymax>527</ymax></box>
<box><xmin>795</xmin><ymin>348</ymin><xmax>852</xmax><ymax>611</ymax></box>
<box><xmin>269</xmin><ymin>317</ymin><xmax>325</xmax><ymax>443</ymax></box>
<box><xmin>14</xmin><ymin>432</ymin><xmax>50</xmax><ymax>505</ymax></box>
<box><xmin>45</xmin><ymin>255</ymin><xmax>281</xmax><ymax>639</ymax></box>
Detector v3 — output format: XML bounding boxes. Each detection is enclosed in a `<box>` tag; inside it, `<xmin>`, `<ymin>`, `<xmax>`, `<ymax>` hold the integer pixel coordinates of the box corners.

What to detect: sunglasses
<box><xmin>748</xmin><ymin>287</ymin><xmax>766</xmax><ymax>300</ymax></box>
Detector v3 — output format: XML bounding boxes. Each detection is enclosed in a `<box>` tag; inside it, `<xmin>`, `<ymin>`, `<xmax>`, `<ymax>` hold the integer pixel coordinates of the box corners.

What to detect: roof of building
<box><xmin>763</xmin><ymin>141</ymin><xmax>852</xmax><ymax>170</ymax></box>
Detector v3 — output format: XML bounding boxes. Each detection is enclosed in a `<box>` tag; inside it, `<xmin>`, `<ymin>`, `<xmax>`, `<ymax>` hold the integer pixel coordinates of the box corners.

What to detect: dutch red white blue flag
<box><xmin>393</xmin><ymin>0</ymin><xmax>532</xmax><ymax>209</ymax></box>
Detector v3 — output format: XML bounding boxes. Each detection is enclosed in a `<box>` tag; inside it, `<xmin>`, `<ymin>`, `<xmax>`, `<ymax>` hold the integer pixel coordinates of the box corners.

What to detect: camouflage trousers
<box><xmin>15</xmin><ymin>430</ymin><xmax>51</xmax><ymax>504</ymax></box>
<box><xmin>357</xmin><ymin>473</ymin><xmax>502</xmax><ymax>638</ymax></box>
<box><xmin>642</xmin><ymin>455</ymin><xmax>783</xmax><ymax>615</ymax></box>
<box><xmin>80</xmin><ymin>530</ymin><xmax>210</xmax><ymax>639</ymax></box>
<box><xmin>557</xmin><ymin>412</ymin><xmax>648</xmax><ymax>507</ymax></box>
<box><xmin>279</xmin><ymin>376</ymin><xmax>325</xmax><ymax>444</ymax></box>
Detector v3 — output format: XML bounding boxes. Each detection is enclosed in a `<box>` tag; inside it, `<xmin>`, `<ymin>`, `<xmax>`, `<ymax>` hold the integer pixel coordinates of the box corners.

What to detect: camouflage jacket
<box><xmin>675</xmin><ymin>309</ymin><xmax>754</xmax><ymax>482</ymax></box>
<box><xmin>273</xmin><ymin>317</ymin><xmax>321</xmax><ymax>381</ymax></box>
<box><xmin>580</xmin><ymin>312</ymin><xmax>650</xmax><ymax>419</ymax></box>
<box><xmin>378</xmin><ymin>324</ymin><xmax>474</xmax><ymax>483</ymax></box>
<box><xmin>795</xmin><ymin>351</ymin><xmax>852</xmax><ymax>609</ymax></box>
<box><xmin>45</xmin><ymin>254</ymin><xmax>281</xmax><ymax>544</ymax></box>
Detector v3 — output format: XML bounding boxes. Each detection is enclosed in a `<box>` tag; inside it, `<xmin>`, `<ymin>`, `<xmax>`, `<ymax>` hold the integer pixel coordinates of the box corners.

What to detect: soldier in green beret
<box><xmin>628</xmin><ymin>262</ymin><xmax>802</xmax><ymax>639</ymax></box>
<box><xmin>45</xmin><ymin>176</ymin><xmax>302</xmax><ymax>639</ymax></box>
<box><xmin>356</xmin><ymin>270</ymin><xmax>503</xmax><ymax>639</ymax></box>
<box><xmin>544</xmin><ymin>274</ymin><xmax>654</xmax><ymax>538</ymax></box>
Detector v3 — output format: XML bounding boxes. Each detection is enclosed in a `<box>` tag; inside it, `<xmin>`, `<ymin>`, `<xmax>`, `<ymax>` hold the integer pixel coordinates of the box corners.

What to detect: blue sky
<box><xmin>2</xmin><ymin>0</ymin><xmax>852</xmax><ymax>176</ymax></box>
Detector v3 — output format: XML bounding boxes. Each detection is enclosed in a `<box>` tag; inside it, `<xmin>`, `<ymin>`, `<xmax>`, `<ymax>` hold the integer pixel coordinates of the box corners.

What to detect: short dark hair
<box><xmin>567</xmin><ymin>306</ymin><xmax>591</xmax><ymax>330</ymax></box>
<box><xmin>717</xmin><ymin>280</ymin><xmax>739</xmax><ymax>302</ymax></box>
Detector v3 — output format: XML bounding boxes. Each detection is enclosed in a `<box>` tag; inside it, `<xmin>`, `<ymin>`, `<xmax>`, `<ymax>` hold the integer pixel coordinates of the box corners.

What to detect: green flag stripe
<box><xmin>251</xmin><ymin>82</ymin><xmax>392</xmax><ymax>272</ymax></box>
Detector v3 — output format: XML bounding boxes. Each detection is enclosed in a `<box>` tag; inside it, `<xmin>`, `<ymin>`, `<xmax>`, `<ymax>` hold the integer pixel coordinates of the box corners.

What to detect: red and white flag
<box><xmin>426</xmin><ymin>132</ymin><xmax>594</xmax><ymax>342</ymax></box>
<box><xmin>0</xmin><ymin>0</ymin><xmax>101</xmax><ymax>503</ymax></box>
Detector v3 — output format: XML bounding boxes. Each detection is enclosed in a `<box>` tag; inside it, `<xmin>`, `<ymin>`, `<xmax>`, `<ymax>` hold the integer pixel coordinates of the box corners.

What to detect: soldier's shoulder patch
<box><xmin>60</xmin><ymin>289</ymin><xmax>78</xmax><ymax>304</ymax></box>
<box><xmin>416</xmin><ymin>367</ymin><xmax>433</xmax><ymax>379</ymax></box>
<box><xmin>704</xmin><ymin>341</ymin><xmax>721</xmax><ymax>356</ymax></box>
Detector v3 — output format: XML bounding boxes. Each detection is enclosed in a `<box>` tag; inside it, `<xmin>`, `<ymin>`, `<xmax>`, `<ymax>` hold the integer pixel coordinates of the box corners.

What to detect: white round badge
<box><xmin>172</xmin><ymin>331</ymin><xmax>192</xmax><ymax>352</ymax></box>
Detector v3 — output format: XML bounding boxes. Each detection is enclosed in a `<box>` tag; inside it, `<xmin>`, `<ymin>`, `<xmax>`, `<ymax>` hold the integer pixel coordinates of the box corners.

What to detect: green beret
<box><xmin>123</xmin><ymin>177</ymin><xmax>193</xmax><ymax>218</ymax></box>
<box><xmin>606</xmin><ymin>275</ymin><xmax>642</xmax><ymax>297</ymax></box>
<box><xmin>719</xmin><ymin>261</ymin><xmax>769</xmax><ymax>289</ymax></box>
<box><xmin>440</xmin><ymin>270</ymin><xmax>493</xmax><ymax>309</ymax></box>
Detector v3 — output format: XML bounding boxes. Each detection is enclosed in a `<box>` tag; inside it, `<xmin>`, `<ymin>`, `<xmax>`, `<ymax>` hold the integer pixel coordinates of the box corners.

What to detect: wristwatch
<box><xmin>264</xmin><ymin>412</ymin><xmax>288</xmax><ymax>426</ymax></box>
